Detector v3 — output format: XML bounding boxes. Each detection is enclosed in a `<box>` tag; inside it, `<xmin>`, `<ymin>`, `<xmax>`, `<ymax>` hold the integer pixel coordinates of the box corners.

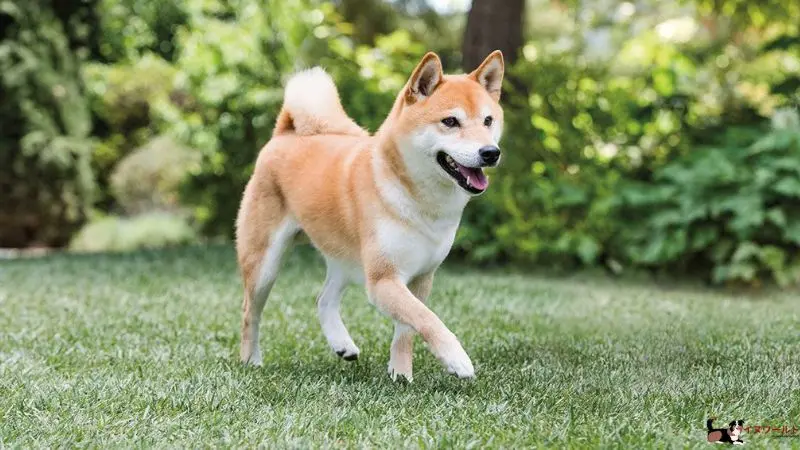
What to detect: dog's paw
<box><xmin>332</xmin><ymin>342</ymin><xmax>360</xmax><ymax>361</ymax></box>
<box><xmin>241</xmin><ymin>347</ymin><xmax>263</xmax><ymax>367</ymax></box>
<box><xmin>437</xmin><ymin>339</ymin><xmax>475</xmax><ymax>379</ymax></box>
<box><xmin>445</xmin><ymin>354</ymin><xmax>475</xmax><ymax>379</ymax></box>
<box><xmin>388</xmin><ymin>365</ymin><xmax>413</xmax><ymax>383</ymax></box>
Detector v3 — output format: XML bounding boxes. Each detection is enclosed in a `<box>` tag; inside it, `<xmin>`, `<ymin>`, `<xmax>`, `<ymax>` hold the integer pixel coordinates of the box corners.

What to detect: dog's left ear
<box><xmin>406</xmin><ymin>52</ymin><xmax>443</xmax><ymax>104</ymax></box>
<box><xmin>469</xmin><ymin>50</ymin><xmax>504</xmax><ymax>102</ymax></box>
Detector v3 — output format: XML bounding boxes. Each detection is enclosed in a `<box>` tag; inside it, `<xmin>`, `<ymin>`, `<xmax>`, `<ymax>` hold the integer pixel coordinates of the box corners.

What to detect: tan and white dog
<box><xmin>236</xmin><ymin>50</ymin><xmax>505</xmax><ymax>381</ymax></box>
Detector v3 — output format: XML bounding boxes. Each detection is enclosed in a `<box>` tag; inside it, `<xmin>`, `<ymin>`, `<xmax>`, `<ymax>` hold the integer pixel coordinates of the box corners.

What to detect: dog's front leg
<box><xmin>387</xmin><ymin>272</ymin><xmax>435</xmax><ymax>381</ymax></box>
<box><xmin>368</xmin><ymin>275</ymin><xmax>474</xmax><ymax>379</ymax></box>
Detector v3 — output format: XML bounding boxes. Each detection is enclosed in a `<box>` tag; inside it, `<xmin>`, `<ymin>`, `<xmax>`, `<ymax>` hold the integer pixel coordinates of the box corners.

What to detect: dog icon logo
<box><xmin>707</xmin><ymin>418</ymin><xmax>745</xmax><ymax>445</ymax></box>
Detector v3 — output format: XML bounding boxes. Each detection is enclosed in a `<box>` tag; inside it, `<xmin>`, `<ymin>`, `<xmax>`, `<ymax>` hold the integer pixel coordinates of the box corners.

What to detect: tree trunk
<box><xmin>461</xmin><ymin>0</ymin><xmax>525</xmax><ymax>71</ymax></box>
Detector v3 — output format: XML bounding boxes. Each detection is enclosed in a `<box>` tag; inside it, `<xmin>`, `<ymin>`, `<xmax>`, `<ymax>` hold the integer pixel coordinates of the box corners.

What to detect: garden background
<box><xmin>3</xmin><ymin>0</ymin><xmax>800</xmax><ymax>287</ymax></box>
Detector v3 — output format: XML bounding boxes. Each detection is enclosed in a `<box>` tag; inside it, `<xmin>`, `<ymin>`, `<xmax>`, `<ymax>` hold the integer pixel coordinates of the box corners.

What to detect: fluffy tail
<box><xmin>273</xmin><ymin>67</ymin><xmax>367</xmax><ymax>137</ymax></box>
<box><xmin>707</xmin><ymin>418</ymin><xmax>715</xmax><ymax>431</ymax></box>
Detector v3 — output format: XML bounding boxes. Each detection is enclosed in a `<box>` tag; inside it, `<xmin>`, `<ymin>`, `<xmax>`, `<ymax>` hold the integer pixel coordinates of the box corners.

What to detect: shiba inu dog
<box><xmin>236</xmin><ymin>50</ymin><xmax>505</xmax><ymax>381</ymax></box>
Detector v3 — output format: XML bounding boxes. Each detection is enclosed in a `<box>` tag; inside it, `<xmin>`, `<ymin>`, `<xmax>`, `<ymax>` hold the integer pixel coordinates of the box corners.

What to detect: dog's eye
<box><xmin>484</xmin><ymin>116</ymin><xmax>493</xmax><ymax>127</ymax></box>
<box><xmin>441</xmin><ymin>117</ymin><xmax>460</xmax><ymax>128</ymax></box>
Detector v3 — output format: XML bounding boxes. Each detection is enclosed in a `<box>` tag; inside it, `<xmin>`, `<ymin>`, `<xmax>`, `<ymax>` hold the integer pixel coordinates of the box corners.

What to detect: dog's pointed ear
<box><xmin>469</xmin><ymin>50</ymin><xmax>504</xmax><ymax>101</ymax></box>
<box><xmin>406</xmin><ymin>52</ymin><xmax>443</xmax><ymax>104</ymax></box>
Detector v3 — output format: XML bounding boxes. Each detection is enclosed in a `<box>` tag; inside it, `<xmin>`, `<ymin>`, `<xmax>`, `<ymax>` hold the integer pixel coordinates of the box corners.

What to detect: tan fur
<box><xmin>236</xmin><ymin>51</ymin><xmax>505</xmax><ymax>379</ymax></box>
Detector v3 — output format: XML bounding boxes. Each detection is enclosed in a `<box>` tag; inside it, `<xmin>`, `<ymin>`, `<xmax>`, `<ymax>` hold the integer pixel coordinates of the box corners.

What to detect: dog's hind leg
<box><xmin>317</xmin><ymin>260</ymin><xmax>359</xmax><ymax>360</ymax></box>
<box><xmin>238</xmin><ymin>217</ymin><xmax>297</xmax><ymax>365</ymax></box>
<box><xmin>237</xmin><ymin>178</ymin><xmax>297</xmax><ymax>366</ymax></box>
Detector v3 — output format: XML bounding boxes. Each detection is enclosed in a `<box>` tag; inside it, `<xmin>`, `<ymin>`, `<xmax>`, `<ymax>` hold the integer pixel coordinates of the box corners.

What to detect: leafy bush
<box><xmin>453</xmin><ymin>24</ymin><xmax>800</xmax><ymax>286</ymax></box>
<box><xmin>0</xmin><ymin>1</ymin><xmax>96</xmax><ymax>247</ymax></box>
<box><xmin>110</xmin><ymin>135</ymin><xmax>199</xmax><ymax>215</ymax></box>
<box><xmin>83</xmin><ymin>54</ymin><xmax>177</xmax><ymax>208</ymax></box>
<box><xmin>94</xmin><ymin>0</ymin><xmax>187</xmax><ymax>62</ymax></box>
<box><xmin>70</xmin><ymin>212</ymin><xmax>198</xmax><ymax>253</ymax></box>
<box><xmin>614</xmin><ymin>110</ymin><xmax>800</xmax><ymax>286</ymax></box>
<box><xmin>83</xmin><ymin>55</ymin><xmax>176</xmax><ymax>142</ymax></box>
<box><xmin>455</xmin><ymin>52</ymin><xmax>682</xmax><ymax>268</ymax></box>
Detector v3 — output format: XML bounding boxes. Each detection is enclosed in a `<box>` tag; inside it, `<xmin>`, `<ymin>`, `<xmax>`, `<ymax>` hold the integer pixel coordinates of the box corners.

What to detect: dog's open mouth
<box><xmin>436</xmin><ymin>152</ymin><xmax>488</xmax><ymax>194</ymax></box>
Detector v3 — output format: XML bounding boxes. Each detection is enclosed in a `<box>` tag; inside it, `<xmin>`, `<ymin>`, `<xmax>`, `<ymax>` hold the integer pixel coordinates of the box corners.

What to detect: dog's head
<box><xmin>392</xmin><ymin>51</ymin><xmax>505</xmax><ymax>196</ymax></box>
<box><xmin>729</xmin><ymin>420</ymin><xmax>744</xmax><ymax>438</ymax></box>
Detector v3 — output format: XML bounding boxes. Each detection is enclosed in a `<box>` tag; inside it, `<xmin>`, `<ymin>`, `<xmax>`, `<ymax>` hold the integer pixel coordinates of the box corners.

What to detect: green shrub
<box><xmin>83</xmin><ymin>55</ymin><xmax>177</xmax><ymax>208</ymax></box>
<box><xmin>70</xmin><ymin>212</ymin><xmax>198</xmax><ymax>253</ymax></box>
<box><xmin>455</xmin><ymin>53</ymin><xmax>681</xmax><ymax>268</ymax></box>
<box><xmin>83</xmin><ymin>55</ymin><xmax>176</xmax><ymax>141</ymax></box>
<box><xmin>110</xmin><ymin>135</ymin><xmax>199</xmax><ymax>215</ymax></box>
<box><xmin>94</xmin><ymin>0</ymin><xmax>187</xmax><ymax>62</ymax></box>
<box><xmin>0</xmin><ymin>1</ymin><xmax>96</xmax><ymax>247</ymax></box>
<box><xmin>614</xmin><ymin>110</ymin><xmax>800</xmax><ymax>286</ymax></box>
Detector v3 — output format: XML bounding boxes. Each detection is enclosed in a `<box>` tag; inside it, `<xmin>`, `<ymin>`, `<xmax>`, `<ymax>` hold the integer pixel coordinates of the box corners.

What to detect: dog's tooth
<box><xmin>466</xmin><ymin>176</ymin><xmax>472</xmax><ymax>186</ymax></box>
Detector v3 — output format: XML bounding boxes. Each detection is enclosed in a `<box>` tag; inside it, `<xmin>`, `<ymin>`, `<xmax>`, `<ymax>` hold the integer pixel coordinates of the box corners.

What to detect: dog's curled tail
<box><xmin>707</xmin><ymin>418</ymin><xmax>715</xmax><ymax>431</ymax></box>
<box><xmin>273</xmin><ymin>67</ymin><xmax>367</xmax><ymax>137</ymax></box>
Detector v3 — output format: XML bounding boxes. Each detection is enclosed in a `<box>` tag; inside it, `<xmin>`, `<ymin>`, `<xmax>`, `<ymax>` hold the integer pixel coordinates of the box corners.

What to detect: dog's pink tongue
<box><xmin>457</xmin><ymin>166</ymin><xmax>488</xmax><ymax>190</ymax></box>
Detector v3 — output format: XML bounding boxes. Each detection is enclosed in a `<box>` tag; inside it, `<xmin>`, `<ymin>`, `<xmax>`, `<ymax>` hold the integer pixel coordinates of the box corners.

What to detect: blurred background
<box><xmin>1</xmin><ymin>0</ymin><xmax>799</xmax><ymax>287</ymax></box>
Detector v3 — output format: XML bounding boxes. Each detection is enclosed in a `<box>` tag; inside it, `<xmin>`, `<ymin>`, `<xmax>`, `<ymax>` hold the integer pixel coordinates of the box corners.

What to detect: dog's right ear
<box><xmin>469</xmin><ymin>50</ymin><xmax>504</xmax><ymax>102</ymax></box>
<box><xmin>405</xmin><ymin>52</ymin><xmax>443</xmax><ymax>104</ymax></box>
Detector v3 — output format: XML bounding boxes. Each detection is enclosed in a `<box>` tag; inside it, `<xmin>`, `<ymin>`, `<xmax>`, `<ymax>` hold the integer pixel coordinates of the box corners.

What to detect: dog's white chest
<box><xmin>376</xmin><ymin>216</ymin><xmax>459</xmax><ymax>282</ymax></box>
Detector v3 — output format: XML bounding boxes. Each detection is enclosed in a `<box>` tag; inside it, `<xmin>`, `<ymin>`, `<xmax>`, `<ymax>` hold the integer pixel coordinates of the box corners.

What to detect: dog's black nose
<box><xmin>479</xmin><ymin>146</ymin><xmax>501</xmax><ymax>166</ymax></box>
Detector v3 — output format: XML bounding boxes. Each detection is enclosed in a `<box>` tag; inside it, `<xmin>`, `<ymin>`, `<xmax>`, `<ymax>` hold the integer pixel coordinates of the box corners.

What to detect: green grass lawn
<box><xmin>1</xmin><ymin>245</ymin><xmax>799</xmax><ymax>448</ymax></box>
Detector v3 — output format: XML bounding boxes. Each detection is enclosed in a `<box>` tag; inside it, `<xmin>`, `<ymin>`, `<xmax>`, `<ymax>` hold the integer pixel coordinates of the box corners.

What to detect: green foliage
<box><xmin>110</xmin><ymin>136</ymin><xmax>200</xmax><ymax>215</ymax></box>
<box><xmin>4</xmin><ymin>0</ymin><xmax>800</xmax><ymax>289</ymax></box>
<box><xmin>95</xmin><ymin>0</ymin><xmax>187</xmax><ymax>61</ymax></box>
<box><xmin>0</xmin><ymin>0</ymin><xmax>96</xmax><ymax>247</ymax></box>
<box><xmin>456</xmin><ymin>51</ymin><xmax>690</xmax><ymax>268</ymax></box>
<box><xmin>615</xmin><ymin>111</ymin><xmax>800</xmax><ymax>286</ymax></box>
<box><xmin>453</xmin><ymin>9</ymin><xmax>800</xmax><ymax>285</ymax></box>
<box><xmin>69</xmin><ymin>212</ymin><xmax>197</xmax><ymax>252</ymax></box>
<box><xmin>154</xmin><ymin>0</ymin><xmax>332</xmax><ymax>236</ymax></box>
<box><xmin>83</xmin><ymin>55</ymin><xmax>178</xmax><ymax>207</ymax></box>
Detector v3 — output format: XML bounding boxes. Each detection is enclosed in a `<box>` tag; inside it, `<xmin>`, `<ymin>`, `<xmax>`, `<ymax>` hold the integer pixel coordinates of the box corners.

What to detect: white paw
<box><xmin>388</xmin><ymin>365</ymin><xmax>413</xmax><ymax>383</ymax></box>
<box><xmin>438</xmin><ymin>340</ymin><xmax>475</xmax><ymax>379</ymax></box>
<box><xmin>330</xmin><ymin>340</ymin><xmax>360</xmax><ymax>361</ymax></box>
<box><xmin>242</xmin><ymin>347</ymin><xmax>263</xmax><ymax>367</ymax></box>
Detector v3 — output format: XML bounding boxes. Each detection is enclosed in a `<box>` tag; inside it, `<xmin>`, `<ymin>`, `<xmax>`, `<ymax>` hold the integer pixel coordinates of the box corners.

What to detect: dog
<box><xmin>707</xmin><ymin>418</ymin><xmax>745</xmax><ymax>445</ymax></box>
<box><xmin>235</xmin><ymin>50</ymin><xmax>505</xmax><ymax>381</ymax></box>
